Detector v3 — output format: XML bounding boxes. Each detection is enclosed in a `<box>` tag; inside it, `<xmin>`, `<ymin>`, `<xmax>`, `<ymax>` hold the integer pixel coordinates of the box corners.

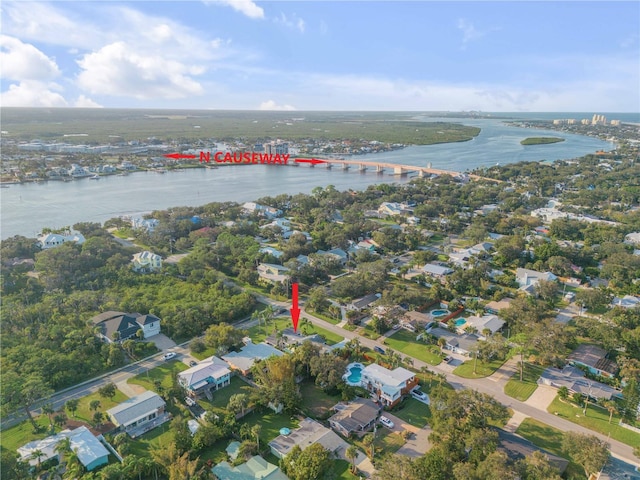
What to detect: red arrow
<box><xmin>290</xmin><ymin>282</ymin><xmax>300</xmax><ymax>333</ymax></box>
<box><xmin>294</xmin><ymin>158</ymin><xmax>326</xmax><ymax>165</ymax></box>
<box><xmin>163</xmin><ymin>153</ymin><xmax>197</xmax><ymax>160</ymax></box>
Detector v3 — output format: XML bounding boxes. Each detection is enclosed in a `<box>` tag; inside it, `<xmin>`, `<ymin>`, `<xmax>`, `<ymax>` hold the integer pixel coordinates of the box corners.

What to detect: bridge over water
<box><xmin>294</xmin><ymin>158</ymin><xmax>499</xmax><ymax>182</ymax></box>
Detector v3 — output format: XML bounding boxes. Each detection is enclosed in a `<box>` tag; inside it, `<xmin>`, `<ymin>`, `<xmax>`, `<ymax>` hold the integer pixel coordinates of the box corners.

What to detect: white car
<box><xmin>411</xmin><ymin>389</ymin><xmax>428</xmax><ymax>401</ymax></box>
<box><xmin>162</xmin><ymin>352</ymin><xmax>176</xmax><ymax>360</ymax></box>
<box><xmin>379</xmin><ymin>416</ymin><xmax>395</xmax><ymax>429</ymax></box>
<box><xmin>185</xmin><ymin>397</ymin><xmax>196</xmax><ymax>407</ymax></box>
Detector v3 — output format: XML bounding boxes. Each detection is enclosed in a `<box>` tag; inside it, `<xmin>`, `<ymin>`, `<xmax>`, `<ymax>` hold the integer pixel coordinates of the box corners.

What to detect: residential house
<box><xmin>212</xmin><ymin>455</ymin><xmax>288</xmax><ymax>480</ymax></box>
<box><xmin>378</xmin><ymin>202</ymin><xmax>404</xmax><ymax>216</ymax></box>
<box><xmin>485</xmin><ymin>298</ymin><xmax>513</xmax><ymax>314</ymax></box>
<box><xmin>624</xmin><ymin>232</ymin><xmax>640</xmax><ymax>246</ymax></box>
<box><xmin>429</xmin><ymin>327</ymin><xmax>479</xmax><ymax>356</ymax></box>
<box><xmin>106</xmin><ymin>390</ymin><xmax>169</xmax><ymax>438</ymax></box>
<box><xmin>611</xmin><ymin>295</ymin><xmax>640</xmax><ymax>309</ymax></box>
<box><xmin>242</xmin><ymin>202</ymin><xmax>282</xmax><ymax>219</ymax></box>
<box><xmin>347</xmin><ymin>293</ymin><xmax>381</xmax><ymax>312</ymax></box>
<box><xmin>259</xmin><ymin>246</ymin><xmax>284</xmax><ymax>259</ymax></box>
<box><xmin>515</xmin><ymin>268</ymin><xmax>557</xmax><ymax>293</ymax></box>
<box><xmin>131</xmin><ymin>251</ymin><xmax>162</xmax><ymax>272</ymax></box>
<box><xmin>538</xmin><ymin>366</ymin><xmax>620</xmax><ymax>400</ymax></box>
<box><xmin>91</xmin><ymin>311</ymin><xmax>161</xmax><ymax>342</ymax></box>
<box><xmin>37</xmin><ymin>231</ymin><xmax>86</xmax><ymax>249</ymax></box>
<box><xmin>422</xmin><ymin>263</ymin><xmax>454</xmax><ymax>279</ymax></box>
<box><xmin>260</xmin><ymin>218</ymin><xmax>291</xmax><ymax>233</ymax></box>
<box><xmin>497</xmin><ymin>429</ymin><xmax>569</xmax><ymax>475</ymax></box>
<box><xmin>328</xmin><ymin>398</ymin><xmax>381</xmax><ymax>437</ymax></box>
<box><xmin>131</xmin><ymin>217</ymin><xmax>158</xmax><ymax>233</ymax></box>
<box><xmin>18</xmin><ymin>426</ymin><xmax>111</xmax><ymax>471</ymax></box>
<box><xmin>222</xmin><ymin>342</ymin><xmax>284</xmax><ymax>376</ymax></box>
<box><xmin>462</xmin><ymin>315</ymin><xmax>505</xmax><ymax>338</ymax></box>
<box><xmin>257</xmin><ymin>263</ymin><xmax>289</xmax><ymax>283</ymax></box>
<box><xmin>269</xmin><ymin>417</ymin><xmax>346</xmax><ymax>459</ymax></box>
<box><xmin>360</xmin><ymin>364</ymin><xmax>418</xmax><ymax>407</ymax></box>
<box><xmin>178</xmin><ymin>357</ymin><xmax>232</xmax><ymax>398</ymax></box>
<box><xmin>567</xmin><ymin>344</ymin><xmax>619</xmax><ymax>378</ymax></box>
<box><xmin>315</xmin><ymin>248</ymin><xmax>348</xmax><ymax>265</ymax></box>
<box><xmin>402</xmin><ymin>310</ymin><xmax>431</xmax><ymax>331</ymax></box>
<box><xmin>265</xmin><ymin>328</ymin><xmax>326</xmax><ymax>350</ymax></box>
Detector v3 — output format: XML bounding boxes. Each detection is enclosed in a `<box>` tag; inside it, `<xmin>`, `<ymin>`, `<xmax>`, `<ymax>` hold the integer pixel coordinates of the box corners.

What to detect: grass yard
<box><xmin>335</xmin><ymin>459</ymin><xmax>360</xmax><ymax>479</ymax></box>
<box><xmin>127</xmin><ymin>359</ymin><xmax>188</xmax><ymax>393</ymax></box>
<box><xmin>238</xmin><ymin>411</ymin><xmax>300</xmax><ymax>448</ymax></box>
<box><xmin>504</xmin><ymin>363</ymin><xmax>545</xmax><ymax>401</ymax></box>
<box><xmin>515</xmin><ymin>418</ymin><xmax>589</xmax><ymax>480</ymax></box>
<box><xmin>1</xmin><ymin>415</ymin><xmax>51</xmax><ymax>452</ymax></box>
<box><xmin>307</xmin><ymin>308</ymin><xmax>342</xmax><ymax>325</ymax></box>
<box><xmin>198</xmin><ymin>376</ymin><xmax>256</xmax><ymax>414</ymax></box>
<box><xmin>299</xmin><ymin>381</ymin><xmax>341</xmax><ymax>419</ymax></box>
<box><xmin>453</xmin><ymin>357</ymin><xmax>506</xmax><ymax>378</ymax></box>
<box><xmin>73</xmin><ymin>390</ymin><xmax>129</xmax><ymax>424</ymax></box>
<box><xmin>352</xmin><ymin>427</ymin><xmax>406</xmax><ymax>458</ymax></box>
<box><xmin>383</xmin><ymin>329</ymin><xmax>443</xmax><ymax>365</ymax></box>
<box><xmin>389</xmin><ymin>397</ymin><xmax>431</xmax><ymax>428</ymax></box>
<box><xmin>128</xmin><ymin>421</ymin><xmax>174</xmax><ymax>457</ymax></box>
<box><xmin>248</xmin><ymin>317</ymin><xmax>344</xmax><ymax>345</ymax></box>
<box><xmin>547</xmin><ymin>395</ymin><xmax>640</xmax><ymax>447</ymax></box>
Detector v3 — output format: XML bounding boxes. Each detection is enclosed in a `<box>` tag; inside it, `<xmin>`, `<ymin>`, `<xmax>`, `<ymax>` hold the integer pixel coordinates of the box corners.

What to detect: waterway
<box><xmin>0</xmin><ymin>118</ymin><xmax>613</xmax><ymax>239</ymax></box>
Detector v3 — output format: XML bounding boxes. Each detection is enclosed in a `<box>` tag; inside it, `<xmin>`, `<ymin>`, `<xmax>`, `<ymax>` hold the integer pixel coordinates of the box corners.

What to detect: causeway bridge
<box><xmin>295</xmin><ymin>158</ymin><xmax>499</xmax><ymax>182</ymax></box>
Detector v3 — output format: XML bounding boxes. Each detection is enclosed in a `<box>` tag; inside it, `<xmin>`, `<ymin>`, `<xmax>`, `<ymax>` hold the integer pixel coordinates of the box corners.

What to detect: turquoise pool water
<box><xmin>431</xmin><ymin>309</ymin><xmax>449</xmax><ymax>317</ymax></box>
<box><xmin>454</xmin><ymin>318</ymin><xmax>467</xmax><ymax>327</ymax></box>
<box><xmin>347</xmin><ymin>365</ymin><xmax>363</xmax><ymax>384</ymax></box>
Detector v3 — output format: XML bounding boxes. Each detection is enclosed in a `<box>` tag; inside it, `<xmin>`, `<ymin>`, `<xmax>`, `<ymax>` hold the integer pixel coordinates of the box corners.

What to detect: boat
<box><xmin>90</xmin><ymin>175</ymin><xmax>100</xmax><ymax>180</ymax></box>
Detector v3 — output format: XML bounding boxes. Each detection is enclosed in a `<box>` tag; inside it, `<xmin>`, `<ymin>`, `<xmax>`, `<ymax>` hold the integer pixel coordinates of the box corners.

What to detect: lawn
<box><xmin>127</xmin><ymin>359</ymin><xmax>189</xmax><ymax>392</ymax></box>
<box><xmin>351</xmin><ymin>427</ymin><xmax>405</xmax><ymax>458</ymax></box>
<box><xmin>389</xmin><ymin>397</ymin><xmax>431</xmax><ymax>428</ymax></box>
<box><xmin>1</xmin><ymin>415</ymin><xmax>51</xmax><ymax>452</ymax></box>
<box><xmin>299</xmin><ymin>381</ymin><xmax>341</xmax><ymax>420</ymax></box>
<box><xmin>238</xmin><ymin>411</ymin><xmax>300</xmax><ymax>449</ymax></box>
<box><xmin>128</xmin><ymin>421</ymin><xmax>174</xmax><ymax>457</ymax></box>
<box><xmin>73</xmin><ymin>390</ymin><xmax>129</xmax><ymax>424</ymax></box>
<box><xmin>382</xmin><ymin>329</ymin><xmax>443</xmax><ymax>365</ymax></box>
<box><xmin>198</xmin><ymin>376</ymin><xmax>256</xmax><ymax>414</ymax></box>
<box><xmin>504</xmin><ymin>363</ymin><xmax>545</xmax><ymax>401</ymax></box>
<box><xmin>515</xmin><ymin>418</ymin><xmax>589</xmax><ymax>480</ymax></box>
<box><xmin>335</xmin><ymin>459</ymin><xmax>360</xmax><ymax>479</ymax></box>
<box><xmin>307</xmin><ymin>308</ymin><xmax>342</xmax><ymax>325</ymax></box>
<box><xmin>453</xmin><ymin>357</ymin><xmax>506</xmax><ymax>379</ymax></box>
<box><xmin>547</xmin><ymin>395</ymin><xmax>640</xmax><ymax>447</ymax></box>
<box><xmin>248</xmin><ymin>317</ymin><xmax>344</xmax><ymax>345</ymax></box>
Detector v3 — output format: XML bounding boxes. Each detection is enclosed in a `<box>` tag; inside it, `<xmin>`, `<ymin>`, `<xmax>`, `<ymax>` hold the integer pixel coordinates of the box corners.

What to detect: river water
<box><xmin>0</xmin><ymin>118</ymin><xmax>613</xmax><ymax>239</ymax></box>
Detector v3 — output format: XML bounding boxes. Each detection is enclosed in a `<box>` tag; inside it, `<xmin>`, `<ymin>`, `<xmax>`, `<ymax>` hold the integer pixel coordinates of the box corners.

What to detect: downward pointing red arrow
<box><xmin>294</xmin><ymin>158</ymin><xmax>326</xmax><ymax>165</ymax></box>
<box><xmin>290</xmin><ymin>283</ymin><xmax>300</xmax><ymax>333</ymax></box>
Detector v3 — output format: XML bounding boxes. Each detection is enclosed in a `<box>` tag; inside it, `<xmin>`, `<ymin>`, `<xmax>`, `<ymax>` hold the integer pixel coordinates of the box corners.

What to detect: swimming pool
<box><xmin>430</xmin><ymin>309</ymin><xmax>449</xmax><ymax>317</ymax></box>
<box><xmin>344</xmin><ymin>362</ymin><xmax>364</xmax><ymax>386</ymax></box>
<box><xmin>454</xmin><ymin>318</ymin><xmax>467</xmax><ymax>327</ymax></box>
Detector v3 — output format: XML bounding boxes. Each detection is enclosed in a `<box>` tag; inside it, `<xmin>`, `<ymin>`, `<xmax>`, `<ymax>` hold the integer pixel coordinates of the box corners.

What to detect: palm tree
<box><xmin>63</xmin><ymin>451</ymin><xmax>84</xmax><ymax>480</ymax></box>
<box><xmin>65</xmin><ymin>399</ymin><xmax>79</xmax><ymax>418</ymax></box>
<box><xmin>558</xmin><ymin>386</ymin><xmax>569</xmax><ymax>401</ymax></box>
<box><xmin>602</xmin><ymin>400</ymin><xmax>619</xmax><ymax>424</ymax></box>
<box><xmin>437</xmin><ymin>337</ymin><xmax>447</xmax><ymax>351</ymax></box>
<box><xmin>362</xmin><ymin>433</ymin><xmax>375</xmax><ymax>459</ymax></box>
<box><xmin>251</xmin><ymin>424</ymin><xmax>262</xmax><ymax>451</ymax></box>
<box><xmin>55</xmin><ymin>437</ymin><xmax>72</xmax><ymax>465</ymax></box>
<box><xmin>346</xmin><ymin>445</ymin><xmax>359</xmax><ymax>473</ymax></box>
<box><xmin>30</xmin><ymin>449</ymin><xmax>46</xmax><ymax>470</ymax></box>
<box><xmin>42</xmin><ymin>403</ymin><xmax>54</xmax><ymax>426</ymax></box>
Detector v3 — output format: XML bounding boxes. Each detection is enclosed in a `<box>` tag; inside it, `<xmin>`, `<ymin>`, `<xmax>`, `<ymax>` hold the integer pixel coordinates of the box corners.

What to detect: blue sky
<box><xmin>1</xmin><ymin>1</ymin><xmax>639</xmax><ymax>111</ymax></box>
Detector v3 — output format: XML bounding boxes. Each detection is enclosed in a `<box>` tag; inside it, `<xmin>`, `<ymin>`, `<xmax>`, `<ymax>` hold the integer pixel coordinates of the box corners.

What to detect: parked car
<box><xmin>374</xmin><ymin>346</ymin><xmax>386</xmax><ymax>355</ymax></box>
<box><xmin>163</xmin><ymin>352</ymin><xmax>176</xmax><ymax>361</ymax></box>
<box><xmin>379</xmin><ymin>416</ymin><xmax>395</xmax><ymax>429</ymax></box>
<box><xmin>391</xmin><ymin>323</ymin><xmax>401</xmax><ymax>330</ymax></box>
<box><xmin>443</xmin><ymin>356</ymin><xmax>453</xmax><ymax>363</ymax></box>
<box><xmin>189</xmin><ymin>360</ymin><xmax>197</xmax><ymax>367</ymax></box>
<box><xmin>185</xmin><ymin>397</ymin><xmax>196</xmax><ymax>407</ymax></box>
<box><xmin>411</xmin><ymin>388</ymin><xmax>428</xmax><ymax>401</ymax></box>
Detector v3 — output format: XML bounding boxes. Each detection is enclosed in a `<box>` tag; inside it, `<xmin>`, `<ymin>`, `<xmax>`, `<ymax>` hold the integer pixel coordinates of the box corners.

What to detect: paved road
<box><xmin>4</xmin><ymin>297</ymin><xmax>638</xmax><ymax>467</ymax></box>
<box><xmin>298</xmin><ymin>307</ymin><xmax>640</xmax><ymax>467</ymax></box>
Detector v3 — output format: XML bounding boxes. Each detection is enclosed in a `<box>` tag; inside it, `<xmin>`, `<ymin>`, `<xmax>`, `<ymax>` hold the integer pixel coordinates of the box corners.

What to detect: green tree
<box><xmin>346</xmin><ymin>445</ymin><xmax>359</xmax><ymax>474</ymax></box>
<box><xmin>204</xmin><ymin>322</ymin><xmax>248</xmax><ymax>355</ymax></box>
<box><xmin>227</xmin><ymin>393</ymin><xmax>249</xmax><ymax>418</ymax></box>
<box><xmin>89</xmin><ymin>399</ymin><xmax>101</xmax><ymax>412</ymax></box>
<box><xmin>622</xmin><ymin>377</ymin><xmax>640</xmax><ymax>423</ymax></box>
<box><xmin>98</xmin><ymin>383</ymin><xmax>117</xmax><ymax>400</ymax></box>
<box><xmin>1</xmin><ymin>372</ymin><xmax>53</xmax><ymax>428</ymax></box>
<box><xmin>281</xmin><ymin>443</ymin><xmax>334</xmax><ymax>480</ymax></box>
<box><xmin>562</xmin><ymin>431</ymin><xmax>609</xmax><ymax>478</ymax></box>
<box><xmin>65</xmin><ymin>399</ymin><xmax>79</xmax><ymax>418</ymax></box>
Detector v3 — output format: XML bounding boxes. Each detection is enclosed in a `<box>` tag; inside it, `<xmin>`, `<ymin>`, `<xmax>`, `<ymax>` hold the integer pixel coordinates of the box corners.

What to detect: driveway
<box><xmin>395</xmin><ymin>425</ymin><xmax>433</xmax><ymax>458</ymax></box>
<box><xmin>148</xmin><ymin>333</ymin><xmax>177</xmax><ymax>351</ymax></box>
<box><xmin>525</xmin><ymin>384</ymin><xmax>558</xmax><ymax>410</ymax></box>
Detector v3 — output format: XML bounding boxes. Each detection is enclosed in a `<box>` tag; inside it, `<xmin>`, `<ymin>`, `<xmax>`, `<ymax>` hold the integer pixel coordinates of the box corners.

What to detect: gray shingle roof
<box><xmin>106</xmin><ymin>391</ymin><xmax>165</xmax><ymax>427</ymax></box>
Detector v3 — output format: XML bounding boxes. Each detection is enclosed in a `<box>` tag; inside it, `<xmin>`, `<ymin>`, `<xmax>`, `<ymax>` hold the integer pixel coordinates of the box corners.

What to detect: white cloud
<box><xmin>77</xmin><ymin>41</ymin><xmax>204</xmax><ymax>99</ymax></box>
<box><xmin>0</xmin><ymin>35</ymin><xmax>60</xmax><ymax>81</ymax></box>
<box><xmin>207</xmin><ymin>0</ymin><xmax>264</xmax><ymax>19</ymax></box>
<box><xmin>274</xmin><ymin>12</ymin><xmax>305</xmax><ymax>33</ymax></box>
<box><xmin>259</xmin><ymin>100</ymin><xmax>296</xmax><ymax>111</ymax></box>
<box><xmin>74</xmin><ymin>95</ymin><xmax>103</xmax><ymax>108</ymax></box>
<box><xmin>1</xmin><ymin>81</ymin><xmax>67</xmax><ymax>107</ymax></box>
<box><xmin>457</xmin><ymin>18</ymin><xmax>485</xmax><ymax>47</ymax></box>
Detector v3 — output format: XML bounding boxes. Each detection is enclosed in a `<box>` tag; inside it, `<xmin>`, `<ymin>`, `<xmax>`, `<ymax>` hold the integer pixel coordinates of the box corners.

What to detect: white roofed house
<box><xmin>106</xmin><ymin>391</ymin><xmax>169</xmax><ymax>438</ymax></box>
<box><xmin>131</xmin><ymin>250</ymin><xmax>162</xmax><ymax>272</ymax></box>
<box><xmin>422</xmin><ymin>263</ymin><xmax>454</xmax><ymax>279</ymax></box>
<box><xmin>178</xmin><ymin>356</ymin><xmax>231</xmax><ymax>399</ymax></box>
<box><xmin>360</xmin><ymin>364</ymin><xmax>419</xmax><ymax>407</ymax></box>
<box><xmin>515</xmin><ymin>268</ymin><xmax>557</xmax><ymax>294</ymax></box>
<box><xmin>463</xmin><ymin>314</ymin><xmax>505</xmax><ymax>338</ymax></box>
<box><xmin>37</xmin><ymin>231</ymin><xmax>86</xmax><ymax>249</ymax></box>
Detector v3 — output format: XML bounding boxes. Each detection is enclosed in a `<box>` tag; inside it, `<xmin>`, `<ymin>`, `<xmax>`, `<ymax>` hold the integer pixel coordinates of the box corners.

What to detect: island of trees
<box><xmin>521</xmin><ymin>137</ymin><xmax>565</xmax><ymax>145</ymax></box>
